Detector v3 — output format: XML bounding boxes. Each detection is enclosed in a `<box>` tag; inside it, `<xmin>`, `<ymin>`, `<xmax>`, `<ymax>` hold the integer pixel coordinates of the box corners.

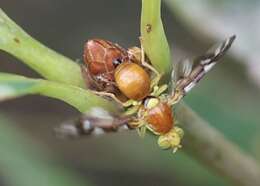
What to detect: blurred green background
<box><xmin>1</xmin><ymin>0</ymin><xmax>260</xmax><ymax>186</ymax></box>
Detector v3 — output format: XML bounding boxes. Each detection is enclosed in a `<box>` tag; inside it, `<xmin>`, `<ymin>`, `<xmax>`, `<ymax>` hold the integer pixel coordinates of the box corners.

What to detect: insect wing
<box><xmin>195</xmin><ymin>35</ymin><xmax>236</xmax><ymax>69</ymax></box>
<box><xmin>82</xmin><ymin>39</ymin><xmax>128</xmax><ymax>92</ymax></box>
<box><xmin>171</xmin><ymin>57</ymin><xmax>193</xmax><ymax>91</ymax></box>
<box><xmin>174</xmin><ymin>35</ymin><xmax>236</xmax><ymax>95</ymax></box>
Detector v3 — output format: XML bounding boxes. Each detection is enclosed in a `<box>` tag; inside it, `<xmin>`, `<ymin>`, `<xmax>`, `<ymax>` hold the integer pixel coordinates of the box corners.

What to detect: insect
<box><xmin>82</xmin><ymin>38</ymin><xmax>162</xmax><ymax>102</ymax></box>
<box><xmin>82</xmin><ymin>39</ymin><xmax>127</xmax><ymax>93</ymax></box>
<box><xmin>55</xmin><ymin>35</ymin><xmax>236</xmax><ymax>153</ymax></box>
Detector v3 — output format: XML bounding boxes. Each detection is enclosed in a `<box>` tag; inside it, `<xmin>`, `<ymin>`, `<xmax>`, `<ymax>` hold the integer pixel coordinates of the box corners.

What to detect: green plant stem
<box><xmin>141</xmin><ymin>0</ymin><xmax>172</xmax><ymax>80</ymax></box>
<box><xmin>0</xmin><ymin>73</ymin><xmax>119</xmax><ymax>113</ymax></box>
<box><xmin>0</xmin><ymin>9</ymin><xmax>85</xmax><ymax>88</ymax></box>
<box><xmin>177</xmin><ymin>102</ymin><xmax>260</xmax><ymax>186</ymax></box>
<box><xmin>38</xmin><ymin>81</ymin><xmax>118</xmax><ymax>113</ymax></box>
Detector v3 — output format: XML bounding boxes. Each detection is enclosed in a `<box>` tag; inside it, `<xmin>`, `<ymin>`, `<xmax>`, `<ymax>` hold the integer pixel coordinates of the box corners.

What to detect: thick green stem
<box><xmin>0</xmin><ymin>9</ymin><xmax>85</xmax><ymax>88</ymax></box>
<box><xmin>0</xmin><ymin>73</ymin><xmax>119</xmax><ymax>113</ymax></box>
<box><xmin>141</xmin><ymin>0</ymin><xmax>172</xmax><ymax>80</ymax></box>
<box><xmin>177</xmin><ymin>102</ymin><xmax>260</xmax><ymax>186</ymax></box>
<box><xmin>37</xmin><ymin>81</ymin><xmax>119</xmax><ymax>113</ymax></box>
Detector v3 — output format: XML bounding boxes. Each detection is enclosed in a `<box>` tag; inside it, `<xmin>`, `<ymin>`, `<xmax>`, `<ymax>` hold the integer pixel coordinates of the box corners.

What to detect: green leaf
<box><xmin>0</xmin><ymin>73</ymin><xmax>119</xmax><ymax>113</ymax></box>
<box><xmin>141</xmin><ymin>0</ymin><xmax>172</xmax><ymax>81</ymax></box>
<box><xmin>0</xmin><ymin>116</ymin><xmax>93</xmax><ymax>186</ymax></box>
<box><xmin>0</xmin><ymin>8</ymin><xmax>85</xmax><ymax>88</ymax></box>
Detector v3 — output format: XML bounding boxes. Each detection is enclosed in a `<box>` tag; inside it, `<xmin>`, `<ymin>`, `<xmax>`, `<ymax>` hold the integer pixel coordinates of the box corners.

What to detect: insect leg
<box><xmin>139</xmin><ymin>37</ymin><xmax>162</xmax><ymax>87</ymax></box>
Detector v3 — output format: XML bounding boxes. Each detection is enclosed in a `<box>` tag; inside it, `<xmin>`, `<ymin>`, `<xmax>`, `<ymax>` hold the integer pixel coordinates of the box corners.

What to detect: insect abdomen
<box><xmin>115</xmin><ymin>62</ymin><xmax>151</xmax><ymax>100</ymax></box>
<box><xmin>146</xmin><ymin>102</ymin><xmax>174</xmax><ymax>134</ymax></box>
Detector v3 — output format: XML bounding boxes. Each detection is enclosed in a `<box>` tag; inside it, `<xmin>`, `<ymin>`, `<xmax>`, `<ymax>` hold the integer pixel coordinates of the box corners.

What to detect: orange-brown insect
<box><xmin>82</xmin><ymin>39</ymin><xmax>127</xmax><ymax>92</ymax></box>
<box><xmin>56</xmin><ymin>36</ymin><xmax>235</xmax><ymax>153</ymax></box>
<box><xmin>145</xmin><ymin>101</ymin><xmax>173</xmax><ymax>134</ymax></box>
<box><xmin>114</xmin><ymin>62</ymin><xmax>151</xmax><ymax>100</ymax></box>
<box><xmin>82</xmin><ymin>39</ymin><xmax>160</xmax><ymax>102</ymax></box>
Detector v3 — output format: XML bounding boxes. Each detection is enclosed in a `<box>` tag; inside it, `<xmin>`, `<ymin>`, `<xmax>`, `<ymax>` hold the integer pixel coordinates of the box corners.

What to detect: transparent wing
<box><xmin>195</xmin><ymin>35</ymin><xmax>236</xmax><ymax>67</ymax></box>
<box><xmin>171</xmin><ymin>57</ymin><xmax>193</xmax><ymax>94</ymax></box>
<box><xmin>54</xmin><ymin>107</ymin><xmax>131</xmax><ymax>139</ymax></box>
<box><xmin>172</xmin><ymin>35</ymin><xmax>236</xmax><ymax>96</ymax></box>
<box><xmin>171</xmin><ymin>57</ymin><xmax>193</xmax><ymax>89</ymax></box>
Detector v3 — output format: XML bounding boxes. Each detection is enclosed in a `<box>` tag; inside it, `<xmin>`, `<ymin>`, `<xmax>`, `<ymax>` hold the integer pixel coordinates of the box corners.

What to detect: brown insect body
<box><xmin>114</xmin><ymin>62</ymin><xmax>151</xmax><ymax>100</ymax></box>
<box><xmin>83</xmin><ymin>39</ymin><xmax>151</xmax><ymax>101</ymax></box>
<box><xmin>83</xmin><ymin>39</ymin><xmax>128</xmax><ymax>91</ymax></box>
<box><xmin>145</xmin><ymin>101</ymin><xmax>174</xmax><ymax>134</ymax></box>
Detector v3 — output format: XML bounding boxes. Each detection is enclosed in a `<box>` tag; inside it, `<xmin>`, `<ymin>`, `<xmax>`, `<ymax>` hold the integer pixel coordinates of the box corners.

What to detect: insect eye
<box><xmin>113</xmin><ymin>58</ymin><xmax>122</xmax><ymax>67</ymax></box>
